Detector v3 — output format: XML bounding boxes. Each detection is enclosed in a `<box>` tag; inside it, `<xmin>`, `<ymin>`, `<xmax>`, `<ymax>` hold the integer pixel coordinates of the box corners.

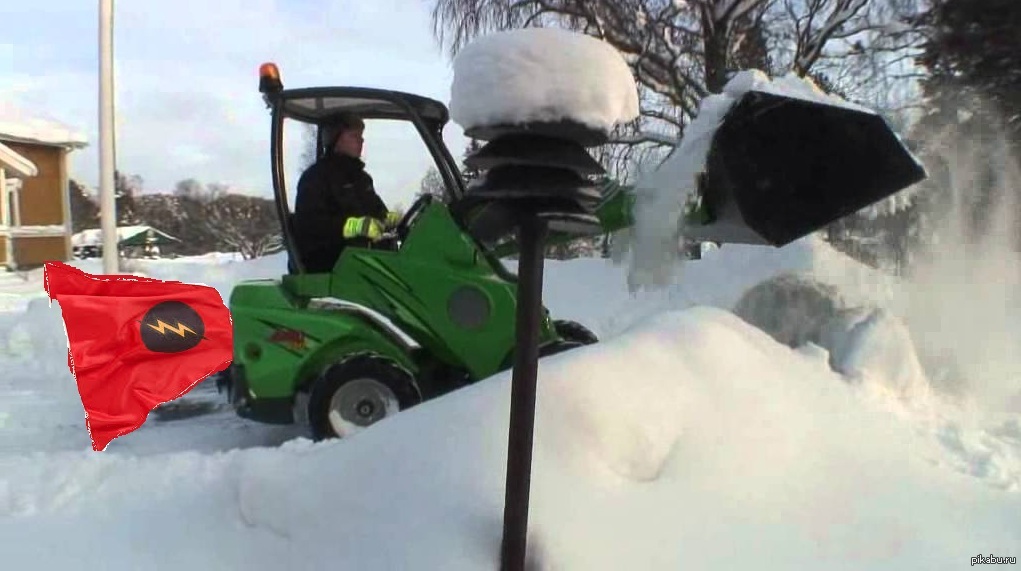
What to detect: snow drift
<box><xmin>0</xmin><ymin>236</ymin><xmax>1019</xmax><ymax>570</ymax></box>
<box><xmin>1</xmin><ymin>306</ymin><xmax>1018</xmax><ymax>570</ymax></box>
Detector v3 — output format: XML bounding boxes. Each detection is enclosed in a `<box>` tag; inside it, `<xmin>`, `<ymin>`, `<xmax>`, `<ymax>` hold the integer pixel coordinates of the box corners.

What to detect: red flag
<box><xmin>43</xmin><ymin>261</ymin><xmax>233</xmax><ymax>451</ymax></box>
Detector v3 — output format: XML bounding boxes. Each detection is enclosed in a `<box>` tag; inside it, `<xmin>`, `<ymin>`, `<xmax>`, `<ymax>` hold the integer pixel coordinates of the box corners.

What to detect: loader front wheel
<box><xmin>308</xmin><ymin>354</ymin><xmax>421</xmax><ymax>440</ymax></box>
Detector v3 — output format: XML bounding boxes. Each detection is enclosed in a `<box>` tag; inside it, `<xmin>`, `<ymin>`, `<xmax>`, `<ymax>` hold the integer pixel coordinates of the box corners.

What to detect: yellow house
<box><xmin>0</xmin><ymin>106</ymin><xmax>88</xmax><ymax>270</ymax></box>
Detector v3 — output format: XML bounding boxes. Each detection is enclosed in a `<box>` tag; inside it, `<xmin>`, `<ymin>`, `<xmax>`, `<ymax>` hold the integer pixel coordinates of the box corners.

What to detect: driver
<box><xmin>292</xmin><ymin>112</ymin><xmax>400</xmax><ymax>272</ymax></box>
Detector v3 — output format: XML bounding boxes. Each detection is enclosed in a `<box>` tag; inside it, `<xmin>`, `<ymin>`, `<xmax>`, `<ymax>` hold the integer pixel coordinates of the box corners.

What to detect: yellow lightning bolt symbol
<box><xmin>146</xmin><ymin>319</ymin><xmax>197</xmax><ymax>337</ymax></box>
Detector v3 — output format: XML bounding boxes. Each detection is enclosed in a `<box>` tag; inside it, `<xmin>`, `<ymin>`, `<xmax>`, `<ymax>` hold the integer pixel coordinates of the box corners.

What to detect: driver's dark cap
<box><xmin>324</xmin><ymin>112</ymin><xmax>365</xmax><ymax>148</ymax></box>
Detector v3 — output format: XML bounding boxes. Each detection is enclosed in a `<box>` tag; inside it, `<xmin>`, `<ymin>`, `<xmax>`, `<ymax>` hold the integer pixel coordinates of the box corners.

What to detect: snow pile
<box><xmin>0</xmin><ymin>307</ymin><xmax>1018</xmax><ymax>569</ymax></box>
<box><xmin>732</xmin><ymin>272</ymin><xmax>930</xmax><ymax>401</ymax></box>
<box><xmin>0</xmin><ymin>234</ymin><xmax>1018</xmax><ymax>568</ymax></box>
<box><xmin>827</xmin><ymin>308</ymin><xmax>931</xmax><ymax>400</ymax></box>
<box><xmin>449</xmin><ymin>28</ymin><xmax>639</xmax><ymax>133</ymax></box>
<box><xmin>583</xmin><ymin>235</ymin><xmax>901</xmax><ymax>342</ymax></box>
<box><xmin>0</xmin><ymin>101</ymin><xmax>88</xmax><ymax>147</ymax></box>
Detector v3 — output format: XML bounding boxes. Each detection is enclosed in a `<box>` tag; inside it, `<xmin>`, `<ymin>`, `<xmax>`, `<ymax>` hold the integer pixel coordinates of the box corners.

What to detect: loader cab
<box><xmin>258</xmin><ymin>63</ymin><xmax>468</xmax><ymax>276</ymax></box>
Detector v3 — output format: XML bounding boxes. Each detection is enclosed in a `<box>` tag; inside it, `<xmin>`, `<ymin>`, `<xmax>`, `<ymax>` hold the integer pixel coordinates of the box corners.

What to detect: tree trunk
<box><xmin>702</xmin><ymin>14</ymin><xmax>730</xmax><ymax>93</ymax></box>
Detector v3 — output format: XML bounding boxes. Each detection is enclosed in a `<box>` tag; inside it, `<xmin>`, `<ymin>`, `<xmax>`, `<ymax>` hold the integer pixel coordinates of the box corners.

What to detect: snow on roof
<box><xmin>71</xmin><ymin>225</ymin><xmax>179</xmax><ymax>248</ymax></box>
<box><xmin>449</xmin><ymin>28</ymin><xmax>639</xmax><ymax>134</ymax></box>
<box><xmin>0</xmin><ymin>102</ymin><xmax>88</xmax><ymax>148</ymax></box>
<box><xmin>0</xmin><ymin>141</ymin><xmax>38</xmax><ymax>177</ymax></box>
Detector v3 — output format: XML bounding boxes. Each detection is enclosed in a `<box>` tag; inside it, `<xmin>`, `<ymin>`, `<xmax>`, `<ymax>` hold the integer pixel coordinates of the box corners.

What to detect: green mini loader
<box><xmin>217</xmin><ymin>64</ymin><xmax>602</xmax><ymax>440</ymax></box>
<box><xmin>218</xmin><ymin>63</ymin><xmax>925</xmax><ymax>440</ymax></box>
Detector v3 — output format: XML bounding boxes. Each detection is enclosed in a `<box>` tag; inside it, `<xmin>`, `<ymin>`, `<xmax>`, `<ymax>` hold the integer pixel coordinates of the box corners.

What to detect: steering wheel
<box><xmin>394</xmin><ymin>193</ymin><xmax>435</xmax><ymax>241</ymax></box>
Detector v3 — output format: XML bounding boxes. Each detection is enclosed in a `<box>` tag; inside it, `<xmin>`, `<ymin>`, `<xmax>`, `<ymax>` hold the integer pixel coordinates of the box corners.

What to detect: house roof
<box><xmin>72</xmin><ymin>225</ymin><xmax>181</xmax><ymax>248</ymax></box>
<box><xmin>0</xmin><ymin>141</ymin><xmax>38</xmax><ymax>177</ymax></box>
<box><xmin>0</xmin><ymin>102</ymin><xmax>88</xmax><ymax>149</ymax></box>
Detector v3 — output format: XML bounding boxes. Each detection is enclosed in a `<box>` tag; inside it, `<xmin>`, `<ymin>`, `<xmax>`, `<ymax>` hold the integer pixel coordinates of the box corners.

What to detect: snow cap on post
<box><xmin>449</xmin><ymin>28</ymin><xmax>639</xmax><ymax>147</ymax></box>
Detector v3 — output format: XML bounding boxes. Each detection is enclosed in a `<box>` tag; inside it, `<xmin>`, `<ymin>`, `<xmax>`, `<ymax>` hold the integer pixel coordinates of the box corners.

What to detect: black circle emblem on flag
<box><xmin>140</xmin><ymin>301</ymin><xmax>206</xmax><ymax>353</ymax></box>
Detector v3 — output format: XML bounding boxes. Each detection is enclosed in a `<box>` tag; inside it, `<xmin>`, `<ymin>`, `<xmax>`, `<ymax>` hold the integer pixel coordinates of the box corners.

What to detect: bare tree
<box><xmin>114</xmin><ymin>170</ymin><xmax>144</xmax><ymax>225</ymax></box>
<box><xmin>769</xmin><ymin>0</ymin><xmax>928</xmax><ymax>117</ymax></box>
<box><xmin>173</xmin><ymin>178</ymin><xmax>206</xmax><ymax>202</ymax></box>
<box><xmin>417</xmin><ymin>166</ymin><xmax>448</xmax><ymax>201</ymax></box>
<box><xmin>205</xmin><ymin>182</ymin><xmax>232</xmax><ymax>203</ymax></box>
<box><xmin>204</xmin><ymin>194</ymin><xmax>283</xmax><ymax>260</ymax></box>
<box><xmin>431</xmin><ymin>0</ymin><xmax>927</xmax><ymax>179</ymax></box>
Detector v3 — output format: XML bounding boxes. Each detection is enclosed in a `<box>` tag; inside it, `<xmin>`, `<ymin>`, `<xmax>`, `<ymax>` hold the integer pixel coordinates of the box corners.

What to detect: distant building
<box><xmin>0</xmin><ymin>105</ymin><xmax>88</xmax><ymax>270</ymax></box>
<box><xmin>72</xmin><ymin>225</ymin><xmax>181</xmax><ymax>260</ymax></box>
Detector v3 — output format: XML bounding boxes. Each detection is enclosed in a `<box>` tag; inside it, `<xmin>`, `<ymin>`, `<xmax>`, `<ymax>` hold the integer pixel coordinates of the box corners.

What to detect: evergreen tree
<box><xmin>68</xmin><ymin>179</ymin><xmax>100</xmax><ymax>233</ymax></box>
<box><xmin>918</xmin><ymin>0</ymin><xmax>1021</xmax><ymax>144</ymax></box>
<box><xmin>114</xmin><ymin>170</ymin><xmax>143</xmax><ymax>226</ymax></box>
<box><xmin>910</xmin><ymin>0</ymin><xmax>1021</xmax><ymax>256</ymax></box>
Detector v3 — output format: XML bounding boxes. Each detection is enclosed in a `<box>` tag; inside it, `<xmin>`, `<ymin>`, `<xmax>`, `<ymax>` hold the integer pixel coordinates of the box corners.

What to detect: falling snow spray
<box><xmin>900</xmin><ymin>110</ymin><xmax>1021</xmax><ymax>411</ymax></box>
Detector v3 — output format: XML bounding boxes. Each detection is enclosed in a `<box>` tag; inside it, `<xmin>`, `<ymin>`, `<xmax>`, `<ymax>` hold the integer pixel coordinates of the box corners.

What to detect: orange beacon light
<box><xmin>259</xmin><ymin>62</ymin><xmax>282</xmax><ymax>93</ymax></box>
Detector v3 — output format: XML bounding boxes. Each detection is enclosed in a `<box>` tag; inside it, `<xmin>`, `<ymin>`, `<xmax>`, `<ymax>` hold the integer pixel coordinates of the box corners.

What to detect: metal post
<box><xmin>98</xmin><ymin>0</ymin><xmax>119</xmax><ymax>273</ymax></box>
<box><xmin>500</xmin><ymin>213</ymin><xmax>548</xmax><ymax>571</ymax></box>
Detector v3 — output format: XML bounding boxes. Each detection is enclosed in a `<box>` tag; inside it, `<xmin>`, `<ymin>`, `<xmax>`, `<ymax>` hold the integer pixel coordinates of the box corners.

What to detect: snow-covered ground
<box><xmin>0</xmin><ymin>236</ymin><xmax>1018</xmax><ymax>569</ymax></box>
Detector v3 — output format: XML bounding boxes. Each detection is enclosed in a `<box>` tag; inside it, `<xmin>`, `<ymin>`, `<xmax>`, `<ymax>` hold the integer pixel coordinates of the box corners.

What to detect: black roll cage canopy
<box><xmin>261</xmin><ymin>79</ymin><xmax>468</xmax><ymax>274</ymax></box>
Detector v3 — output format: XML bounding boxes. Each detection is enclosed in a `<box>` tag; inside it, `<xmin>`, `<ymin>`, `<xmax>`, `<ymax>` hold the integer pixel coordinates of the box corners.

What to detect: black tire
<box><xmin>553</xmin><ymin>320</ymin><xmax>599</xmax><ymax>345</ymax></box>
<box><xmin>307</xmin><ymin>354</ymin><xmax>421</xmax><ymax>441</ymax></box>
<box><xmin>497</xmin><ymin>321</ymin><xmax>599</xmax><ymax>372</ymax></box>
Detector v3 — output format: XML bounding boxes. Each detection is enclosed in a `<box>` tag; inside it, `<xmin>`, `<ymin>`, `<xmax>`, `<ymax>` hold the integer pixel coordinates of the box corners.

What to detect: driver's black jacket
<box><xmin>292</xmin><ymin>152</ymin><xmax>388</xmax><ymax>273</ymax></box>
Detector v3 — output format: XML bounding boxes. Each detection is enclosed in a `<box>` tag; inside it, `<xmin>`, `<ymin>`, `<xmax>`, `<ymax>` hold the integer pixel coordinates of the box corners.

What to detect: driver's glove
<box><xmin>343</xmin><ymin>216</ymin><xmax>385</xmax><ymax>241</ymax></box>
<box><xmin>383</xmin><ymin>210</ymin><xmax>401</xmax><ymax>229</ymax></box>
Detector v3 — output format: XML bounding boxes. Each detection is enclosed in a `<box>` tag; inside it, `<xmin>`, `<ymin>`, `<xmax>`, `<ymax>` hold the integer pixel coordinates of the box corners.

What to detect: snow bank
<box><xmin>732</xmin><ymin>273</ymin><xmax>930</xmax><ymax>401</ymax></box>
<box><xmin>0</xmin><ymin>307</ymin><xmax>1017</xmax><ymax>570</ymax></box>
<box><xmin>0</xmin><ymin>102</ymin><xmax>88</xmax><ymax>147</ymax></box>
<box><xmin>449</xmin><ymin>28</ymin><xmax>639</xmax><ymax>134</ymax></box>
<box><xmin>546</xmin><ymin>235</ymin><xmax>900</xmax><ymax>341</ymax></box>
<box><xmin>0</xmin><ymin>237</ymin><xmax>1018</xmax><ymax>569</ymax></box>
<box><xmin>827</xmin><ymin>308</ymin><xmax>931</xmax><ymax>400</ymax></box>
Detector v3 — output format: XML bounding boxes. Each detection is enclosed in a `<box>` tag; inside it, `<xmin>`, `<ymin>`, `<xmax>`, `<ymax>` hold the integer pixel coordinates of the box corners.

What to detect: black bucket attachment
<box><xmin>688</xmin><ymin>91</ymin><xmax>927</xmax><ymax>246</ymax></box>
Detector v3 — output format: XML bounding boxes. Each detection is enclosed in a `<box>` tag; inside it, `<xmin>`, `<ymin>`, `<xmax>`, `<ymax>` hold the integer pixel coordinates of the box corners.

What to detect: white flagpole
<box><xmin>99</xmin><ymin>0</ymin><xmax>119</xmax><ymax>273</ymax></box>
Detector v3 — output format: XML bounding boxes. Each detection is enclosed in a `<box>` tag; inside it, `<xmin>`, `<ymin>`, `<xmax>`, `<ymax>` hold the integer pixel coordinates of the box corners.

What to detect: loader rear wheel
<box><xmin>308</xmin><ymin>354</ymin><xmax>421</xmax><ymax>440</ymax></box>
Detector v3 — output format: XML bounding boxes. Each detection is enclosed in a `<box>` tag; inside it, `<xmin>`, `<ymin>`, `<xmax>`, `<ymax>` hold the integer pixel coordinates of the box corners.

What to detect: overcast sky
<box><xmin>1</xmin><ymin>0</ymin><xmax>470</xmax><ymax>209</ymax></box>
